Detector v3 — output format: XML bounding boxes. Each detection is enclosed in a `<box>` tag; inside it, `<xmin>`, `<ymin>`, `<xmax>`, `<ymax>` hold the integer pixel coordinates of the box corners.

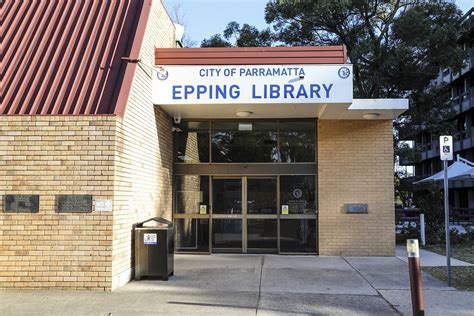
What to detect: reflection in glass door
<box><xmin>177</xmin><ymin>175</ymin><xmax>317</xmax><ymax>254</ymax></box>
<box><xmin>211</xmin><ymin>177</ymin><xmax>278</xmax><ymax>253</ymax></box>
<box><xmin>246</xmin><ymin>178</ymin><xmax>278</xmax><ymax>253</ymax></box>
<box><xmin>212</xmin><ymin>178</ymin><xmax>243</xmax><ymax>252</ymax></box>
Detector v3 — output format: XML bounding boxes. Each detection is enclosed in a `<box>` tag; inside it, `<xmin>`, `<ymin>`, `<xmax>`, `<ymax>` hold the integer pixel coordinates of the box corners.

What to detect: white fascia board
<box><xmin>349</xmin><ymin>98</ymin><xmax>409</xmax><ymax>110</ymax></box>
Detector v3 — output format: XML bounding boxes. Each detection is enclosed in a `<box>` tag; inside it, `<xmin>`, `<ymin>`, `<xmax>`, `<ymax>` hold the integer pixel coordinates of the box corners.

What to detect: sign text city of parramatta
<box><xmin>152</xmin><ymin>64</ymin><xmax>353</xmax><ymax>104</ymax></box>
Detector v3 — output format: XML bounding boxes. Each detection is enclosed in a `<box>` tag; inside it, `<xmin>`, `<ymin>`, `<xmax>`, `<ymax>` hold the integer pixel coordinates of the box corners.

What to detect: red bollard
<box><xmin>407</xmin><ymin>239</ymin><xmax>425</xmax><ymax>316</ymax></box>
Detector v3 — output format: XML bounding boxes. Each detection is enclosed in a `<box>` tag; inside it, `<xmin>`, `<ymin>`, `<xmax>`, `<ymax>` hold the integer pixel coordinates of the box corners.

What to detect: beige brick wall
<box><xmin>318</xmin><ymin>120</ymin><xmax>395</xmax><ymax>256</ymax></box>
<box><xmin>111</xmin><ymin>0</ymin><xmax>175</xmax><ymax>289</ymax></box>
<box><xmin>0</xmin><ymin>116</ymin><xmax>116</xmax><ymax>290</ymax></box>
<box><xmin>0</xmin><ymin>0</ymin><xmax>175</xmax><ymax>291</ymax></box>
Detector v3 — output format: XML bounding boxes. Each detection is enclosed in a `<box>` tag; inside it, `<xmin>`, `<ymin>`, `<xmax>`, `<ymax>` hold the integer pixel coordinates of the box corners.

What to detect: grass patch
<box><xmin>422</xmin><ymin>243</ymin><xmax>474</xmax><ymax>291</ymax></box>
<box><xmin>423</xmin><ymin>243</ymin><xmax>474</xmax><ymax>264</ymax></box>
<box><xmin>423</xmin><ymin>266</ymin><xmax>474</xmax><ymax>291</ymax></box>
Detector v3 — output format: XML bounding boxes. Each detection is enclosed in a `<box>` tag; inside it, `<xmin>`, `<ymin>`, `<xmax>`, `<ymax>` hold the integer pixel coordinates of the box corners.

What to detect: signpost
<box><xmin>439</xmin><ymin>135</ymin><xmax>453</xmax><ymax>286</ymax></box>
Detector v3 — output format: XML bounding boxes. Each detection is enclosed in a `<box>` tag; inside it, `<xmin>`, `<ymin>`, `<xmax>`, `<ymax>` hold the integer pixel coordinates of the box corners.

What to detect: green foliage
<box><xmin>201</xmin><ymin>34</ymin><xmax>232</xmax><ymax>48</ymax></box>
<box><xmin>396</xmin><ymin>225</ymin><xmax>419</xmax><ymax>244</ymax></box>
<box><xmin>201</xmin><ymin>23</ymin><xmax>273</xmax><ymax>48</ymax></box>
<box><xmin>264</xmin><ymin>0</ymin><xmax>466</xmax><ymax>98</ymax></box>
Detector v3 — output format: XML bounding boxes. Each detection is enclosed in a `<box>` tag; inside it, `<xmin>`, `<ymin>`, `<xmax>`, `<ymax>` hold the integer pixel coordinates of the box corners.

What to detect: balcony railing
<box><xmin>451</xmin><ymin>90</ymin><xmax>472</xmax><ymax>114</ymax></box>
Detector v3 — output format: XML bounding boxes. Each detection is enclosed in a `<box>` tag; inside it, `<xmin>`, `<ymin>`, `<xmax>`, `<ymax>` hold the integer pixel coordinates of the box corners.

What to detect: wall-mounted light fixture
<box><xmin>235</xmin><ymin>111</ymin><xmax>253</xmax><ymax>117</ymax></box>
<box><xmin>362</xmin><ymin>113</ymin><xmax>380</xmax><ymax>120</ymax></box>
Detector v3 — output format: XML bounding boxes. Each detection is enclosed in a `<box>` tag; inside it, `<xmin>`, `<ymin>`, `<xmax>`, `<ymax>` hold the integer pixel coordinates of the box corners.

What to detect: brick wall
<box><xmin>0</xmin><ymin>0</ymin><xmax>175</xmax><ymax>290</ymax></box>
<box><xmin>111</xmin><ymin>0</ymin><xmax>175</xmax><ymax>289</ymax></box>
<box><xmin>318</xmin><ymin>120</ymin><xmax>395</xmax><ymax>256</ymax></box>
<box><xmin>0</xmin><ymin>116</ymin><xmax>116</xmax><ymax>290</ymax></box>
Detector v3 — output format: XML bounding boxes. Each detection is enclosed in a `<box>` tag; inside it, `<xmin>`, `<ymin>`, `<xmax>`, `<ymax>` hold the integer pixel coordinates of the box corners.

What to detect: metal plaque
<box><xmin>57</xmin><ymin>195</ymin><xmax>92</xmax><ymax>213</ymax></box>
<box><xmin>4</xmin><ymin>195</ymin><xmax>39</xmax><ymax>213</ymax></box>
<box><xmin>345</xmin><ymin>204</ymin><xmax>368</xmax><ymax>214</ymax></box>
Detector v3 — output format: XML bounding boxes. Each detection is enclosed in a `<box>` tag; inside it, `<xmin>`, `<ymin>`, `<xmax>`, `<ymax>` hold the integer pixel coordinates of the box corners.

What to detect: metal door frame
<box><xmin>210</xmin><ymin>176</ymin><xmax>280</xmax><ymax>253</ymax></box>
<box><xmin>211</xmin><ymin>176</ymin><xmax>244</xmax><ymax>253</ymax></box>
<box><xmin>173</xmin><ymin>174</ymin><xmax>318</xmax><ymax>254</ymax></box>
<box><xmin>246</xmin><ymin>176</ymin><xmax>279</xmax><ymax>254</ymax></box>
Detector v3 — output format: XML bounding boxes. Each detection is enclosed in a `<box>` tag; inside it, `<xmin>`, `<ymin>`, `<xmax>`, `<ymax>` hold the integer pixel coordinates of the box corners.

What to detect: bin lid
<box><xmin>134</xmin><ymin>217</ymin><xmax>174</xmax><ymax>228</ymax></box>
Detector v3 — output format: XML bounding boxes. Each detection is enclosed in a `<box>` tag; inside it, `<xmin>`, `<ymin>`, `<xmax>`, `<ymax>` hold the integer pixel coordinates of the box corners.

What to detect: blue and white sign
<box><xmin>440</xmin><ymin>136</ymin><xmax>453</xmax><ymax>161</ymax></box>
<box><xmin>153</xmin><ymin>64</ymin><xmax>353</xmax><ymax>105</ymax></box>
<box><xmin>144</xmin><ymin>233</ymin><xmax>157</xmax><ymax>245</ymax></box>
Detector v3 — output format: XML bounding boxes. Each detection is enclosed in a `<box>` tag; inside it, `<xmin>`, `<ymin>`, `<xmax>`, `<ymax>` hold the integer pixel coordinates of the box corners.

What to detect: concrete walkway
<box><xmin>1</xmin><ymin>254</ymin><xmax>473</xmax><ymax>315</ymax></box>
<box><xmin>396</xmin><ymin>245</ymin><xmax>474</xmax><ymax>266</ymax></box>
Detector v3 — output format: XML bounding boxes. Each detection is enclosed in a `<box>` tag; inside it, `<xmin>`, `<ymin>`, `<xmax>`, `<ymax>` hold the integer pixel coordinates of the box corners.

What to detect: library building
<box><xmin>1</xmin><ymin>0</ymin><xmax>408</xmax><ymax>290</ymax></box>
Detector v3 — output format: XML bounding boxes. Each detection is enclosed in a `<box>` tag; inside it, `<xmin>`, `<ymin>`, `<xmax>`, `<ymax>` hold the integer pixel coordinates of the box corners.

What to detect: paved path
<box><xmin>1</xmin><ymin>255</ymin><xmax>473</xmax><ymax>315</ymax></box>
<box><xmin>396</xmin><ymin>245</ymin><xmax>474</xmax><ymax>266</ymax></box>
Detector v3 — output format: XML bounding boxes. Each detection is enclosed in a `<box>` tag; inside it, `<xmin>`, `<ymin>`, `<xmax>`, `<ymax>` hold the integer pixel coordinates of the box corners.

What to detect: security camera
<box><xmin>173</xmin><ymin>114</ymin><xmax>181</xmax><ymax>124</ymax></box>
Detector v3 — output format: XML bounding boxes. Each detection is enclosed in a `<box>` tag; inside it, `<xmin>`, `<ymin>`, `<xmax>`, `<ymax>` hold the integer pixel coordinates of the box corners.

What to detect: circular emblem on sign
<box><xmin>293</xmin><ymin>189</ymin><xmax>303</xmax><ymax>199</ymax></box>
<box><xmin>338</xmin><ymin>66</ymin><xmax>350</xmax><ymax>79</ymax></box>
<box><xmin>157</xmin><ymin>69</ymin><xmax>169</xmax><ymax>80</ymax></box>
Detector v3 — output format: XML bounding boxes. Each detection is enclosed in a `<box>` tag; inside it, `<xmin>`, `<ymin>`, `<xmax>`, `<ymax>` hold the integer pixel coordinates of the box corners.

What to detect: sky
<box><xmin>163</xmin><ymin>0</ymin><xmax>473</xmax><ymax>47</ymax></box>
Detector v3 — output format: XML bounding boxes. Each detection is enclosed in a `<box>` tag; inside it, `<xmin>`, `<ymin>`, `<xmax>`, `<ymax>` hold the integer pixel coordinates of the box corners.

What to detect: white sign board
<box><xmin>153</xmin><ymin>64</ymin><xmax>353</xmax><ymax>105</ymax></box>
<box><xmin>95</xmin><ymin>199</ymin><xmax>112</xmax><ymax>212</ymax></box>
<box><xmin>144</xmin><ymin>233</ymin><xmax>157</xmax><ymax>245</ymax></box>
<box><xmin>439</xmin><ymin>136</ymin><xmax>453</xmax><ymax>161</ymax></box>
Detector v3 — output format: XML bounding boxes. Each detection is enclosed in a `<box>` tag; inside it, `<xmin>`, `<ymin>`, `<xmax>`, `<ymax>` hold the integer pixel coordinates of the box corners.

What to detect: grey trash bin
<box><xmin>134</xmin><ymin>217</ymin><xmax>174</xmax><ymax>281</ymax></box>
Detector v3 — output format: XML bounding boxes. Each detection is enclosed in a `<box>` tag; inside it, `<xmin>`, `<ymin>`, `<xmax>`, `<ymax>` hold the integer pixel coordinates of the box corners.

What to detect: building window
<box><xmin>174</xmin><ymin>120</ymin><xmax>316</xmax><ymax>163</ymax></box>
<box><xmin>280</xmin><ymin>175</ymin><xmax>316</xmax><ymax>214</ymax></box>
<box><xmin>279</xmin><ymin>121</ymin><xmax>316</xmax><ymax>162</ymax></box>
<box><xmin>211</xmin><ymin>121</ymin><xmax>278</xmax><ymax>163</ymax></box>
<box><xmin>174</xmin><ymin>121</ymin><xmax>209</xmax><ymax>163</ymax></box>
<box><xmin>175</xmin><ymin>218</ymin><xmax>210</xmax><ymax>252</ymax></box>
<box><xmin>174</xmin><ymin>175</ymin><xmax>209</xmax><ymax>214</ymax></box>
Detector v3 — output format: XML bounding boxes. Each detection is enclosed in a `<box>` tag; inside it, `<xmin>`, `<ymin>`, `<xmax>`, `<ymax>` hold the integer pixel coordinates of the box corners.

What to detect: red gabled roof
<box><xmin>1</xmin><ymin>0</ymin><xmax>152</xmax><ymax>116</ymax></box>
<box><xmin>155</xmin><ymin>46</ymin><xmax>347</xmax><ymax>65</ymax></box>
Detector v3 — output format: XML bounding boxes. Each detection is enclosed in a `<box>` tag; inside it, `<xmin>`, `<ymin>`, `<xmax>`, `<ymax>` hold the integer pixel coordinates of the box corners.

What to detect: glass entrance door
<box><xmin>212</xmin><ymin>178</ymin><xmax>243</xmax><ymax>252</ymax></box>
<box><xmin>211</xmin><ymin>177</ymin><xmax>278</xmax><ymax>253</ymax></box>
<box><xmin>246</xmin><ymin>177</ymin><xmax>278</xmax><ymax>253</ymax></box>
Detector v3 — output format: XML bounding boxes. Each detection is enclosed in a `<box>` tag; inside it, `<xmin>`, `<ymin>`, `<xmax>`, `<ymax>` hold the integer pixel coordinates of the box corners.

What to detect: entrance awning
<box><xmin>414</xmin><ymin>156</ymin><xmax>474</xmax><ymax>184</ymax></box>
<box><xmin>157</xmin><ymin>98</ymin><xmax>408</xmax><ymax>120</ymax></box>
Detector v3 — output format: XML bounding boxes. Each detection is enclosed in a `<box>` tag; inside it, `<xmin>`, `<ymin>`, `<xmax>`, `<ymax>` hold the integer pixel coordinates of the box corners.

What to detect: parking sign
<box><xmin>439</xmin><ymin>136</ymin><xmax>453</xmax><ymax>161</ymax></box>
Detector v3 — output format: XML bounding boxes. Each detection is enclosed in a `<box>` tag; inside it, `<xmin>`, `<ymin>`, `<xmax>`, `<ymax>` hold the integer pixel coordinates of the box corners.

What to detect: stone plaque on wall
<box><xmin>345</xmin><ymin>204</ymin><xmax>368</xmax><ymax>214</ymax></box>
<box><xmin>4</xmin><ymin>195</ymin><xmax>40</xmax><ymax>213</ymax></box>
<box><xmin>57</xmin><ymin>195</ymin><xmax>92</xmax><ymax>213</ymax></box>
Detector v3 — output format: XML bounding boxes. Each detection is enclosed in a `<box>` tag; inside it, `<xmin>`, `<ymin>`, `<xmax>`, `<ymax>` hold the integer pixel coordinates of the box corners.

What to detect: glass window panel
<box><xmin>247</xmin><ymin>219</ymin><xmax>277</xmax><ymax>250</ymax></box>
<box><xmin>280</xmin><ymin>219</ymin><xmax>317</xmax><ymax>253</ymax></box>
<box><xmin>211</xmin><ymin>121</ymin><xmax>278</xmax><ymax>163</ymax></box>
<box><xmin>175</xmin><ymin>121</ymin><xmax>209</xmax><ymax>163</ymax></box>
<box><xmin>212</xmin><ymin>219</ymin><xmax>242</xmax><ymax>250</ymax></box>
<box><xmin>247</xmin><ymin>178</ymin><xmax>277</xmax><ymax>214</ymax></box>
<box><xmin>175</xmin><ymin>218</ymin><xmax>209</xmax><ymax>252</ymax></box>
<box><xmin>280</xmin><ymin>175</ymin><xmax>316</xmax><ymax>214</ymax></box>
<box><xmin>174</xmin><ymin>175</ymin><xmax>209</xmax><ymax>214</ymax></box>
<box><xmin>212</xmin><ymin>178</ymin><xmax>242</xmax><ymax>214</ymax></box>
<box><xmin>279</xmin><ymin>121</ymin><xmax>315</xmax><ymax>162</ymax></box>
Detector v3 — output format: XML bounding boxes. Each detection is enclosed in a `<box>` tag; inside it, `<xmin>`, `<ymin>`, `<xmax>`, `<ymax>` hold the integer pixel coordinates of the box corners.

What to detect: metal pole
<box><xmin>443</xmin><ymin>160</ymin><xmax>452</xmax><ymax>287</ymax></box>
<box><xmin>407</xmin><ymin>239</ymin><xmax>425</xmax><ymax>316</ymax></box>
<box><xmin>420</xmin><ymin>213</ymin><xmax>425</xmax><ymax>247</ymax></box>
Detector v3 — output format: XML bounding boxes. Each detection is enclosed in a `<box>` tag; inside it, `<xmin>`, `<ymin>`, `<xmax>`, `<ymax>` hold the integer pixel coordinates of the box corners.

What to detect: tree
<box><xmin>201</xmin><ymin>22</ymin><xmax>273</xmax><ymax>47</ymax></box>
<box><xmin>169</xmin><ymin>2</ymin><xmax>197</xmax><ymax>47</ymax></box>
<box><xmin>265</xmin><ymin>0</ymin><xmax>466</xmax><ymax>98</ymax></box>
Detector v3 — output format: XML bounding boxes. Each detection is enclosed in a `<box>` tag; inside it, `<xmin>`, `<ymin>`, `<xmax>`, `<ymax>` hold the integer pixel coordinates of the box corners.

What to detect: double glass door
<box><xmin>212</xmin><ymin>177</ymin><xmax>278</xmax><ymax>253</ymax></box>
<box><xmin>173</xmin><ymin>174</ymin><xmax>317</xmax><ymax>254</ymax></box>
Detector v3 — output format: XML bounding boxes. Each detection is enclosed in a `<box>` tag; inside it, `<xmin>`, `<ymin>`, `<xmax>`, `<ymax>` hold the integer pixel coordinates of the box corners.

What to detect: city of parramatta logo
<box><xmin>157</xmin><ymin>69</ymin><xmax>169</xmax><ymax>80</ymax></box>
<box><xmin>338</xmin><ymin>66</ymin><xmax>350</xmax><ymax>79</ymax></box>
<box><xmin>292</xmin><ymin>188</ymin><xmax>303</xmax><ymax>199</ymax></box>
